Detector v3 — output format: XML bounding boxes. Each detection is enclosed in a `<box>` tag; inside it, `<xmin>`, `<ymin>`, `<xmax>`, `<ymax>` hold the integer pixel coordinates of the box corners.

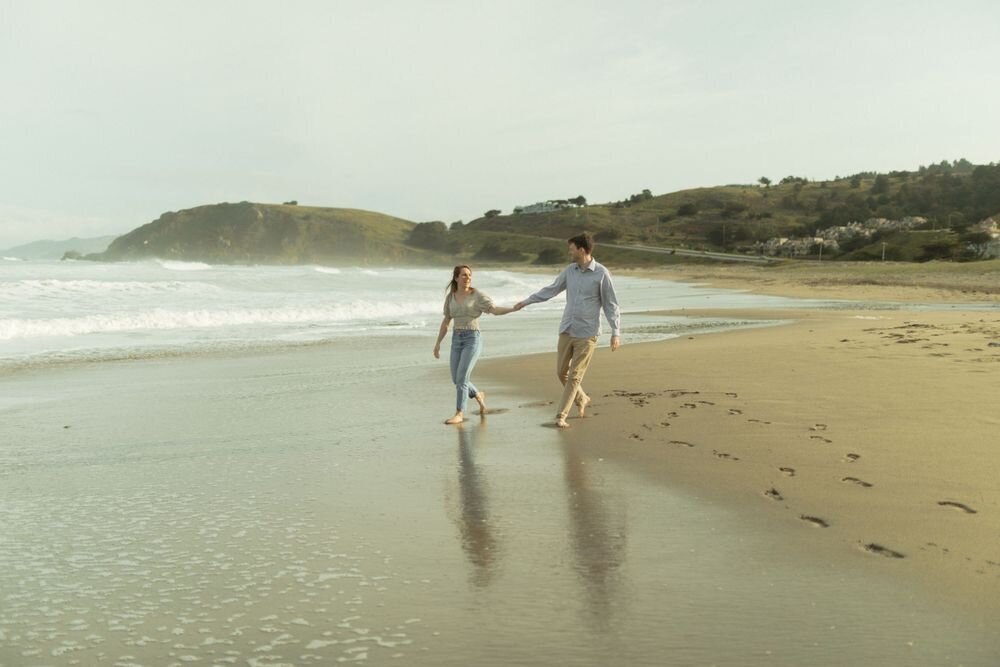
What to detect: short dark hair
<box><xmin>567</xmin><ymin>232</ymin><xmax>594</xmax><ymax>254</ymax></box>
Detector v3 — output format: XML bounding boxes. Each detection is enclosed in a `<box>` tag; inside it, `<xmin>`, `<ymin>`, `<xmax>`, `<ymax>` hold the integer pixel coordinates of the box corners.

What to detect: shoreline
<box><xmin>620</xmin><ymin>259</ymin><xmax>1000</xmax><ymax>303</ymax></box>
<box><xmin>479</xmin><ymin>304</ymin><xmax>1000</xmax><ymax>619</ymax></box>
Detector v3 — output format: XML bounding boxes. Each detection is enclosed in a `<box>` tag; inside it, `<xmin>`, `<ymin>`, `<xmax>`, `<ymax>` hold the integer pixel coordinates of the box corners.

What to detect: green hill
<box><xmin>447</xmin><ymin>159</ymin><xmax>1000</xmax><ymax>263</ymax></box>
<box><xmin>93</xmin><ymin>202</ymin><xmax>433</xmax><ymax>265</ymax></box>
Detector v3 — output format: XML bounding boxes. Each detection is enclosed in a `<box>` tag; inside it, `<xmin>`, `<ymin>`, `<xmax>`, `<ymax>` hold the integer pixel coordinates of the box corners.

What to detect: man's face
<box><xmin>567</xmin><ymin>242</ymin><xmax>584</xmax><ymax>263</ymax></box>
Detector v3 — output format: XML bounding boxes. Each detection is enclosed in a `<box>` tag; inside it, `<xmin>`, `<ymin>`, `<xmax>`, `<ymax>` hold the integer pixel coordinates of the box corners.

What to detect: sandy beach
<box><xmin>3</xmin><ymin>263</ymin><xmax>1000</xmax><ymax>665</ymax></box>
<box><xmin>625</xmin><ymin>258</ymin><xmax>1000</xmax><ymax>303</ymax></box>
<box><xmin>482</xmin><ymin>270</ymin><xmax>1000</xmax><ymax>621</ymax></box>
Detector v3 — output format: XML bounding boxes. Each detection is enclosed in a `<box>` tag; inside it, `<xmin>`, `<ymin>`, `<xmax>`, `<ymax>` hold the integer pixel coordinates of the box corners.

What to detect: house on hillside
<box><xmin>513</xmin><ymin>200</ymin><xmax>575</xmax><ymax>215</ymax></box>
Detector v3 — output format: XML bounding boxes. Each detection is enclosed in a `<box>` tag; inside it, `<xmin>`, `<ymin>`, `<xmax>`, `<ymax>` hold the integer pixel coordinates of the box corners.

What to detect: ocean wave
<box><xmin>0</xmin><ymin>300</ymin><xmax>443</xmax><ymax>340</ymax></box>
<box><xmin>314</xmin><ymin>267</ymin><xmax>342</xmax><ymax>275</ymax></box>
<box><xmin>2</xmin><ymin>256</ymin><xmax>23</xmax><ymax>261</ymax></box>
<box><xmin>0</xmin><ymin>279</ymin><xmax>219</xmax><ymax>296</ymax></box>
<box><xmin>156</xmin><ymin>259</ymin><xmax>212</xmax><ymax>271</ymax></box>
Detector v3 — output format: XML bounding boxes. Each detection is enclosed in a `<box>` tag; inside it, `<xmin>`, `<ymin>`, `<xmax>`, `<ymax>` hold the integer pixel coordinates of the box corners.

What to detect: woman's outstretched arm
<box><xmin>489</xmin><ymin>305</ymin><xmax>516</xmax><ymax>316</ymax></box>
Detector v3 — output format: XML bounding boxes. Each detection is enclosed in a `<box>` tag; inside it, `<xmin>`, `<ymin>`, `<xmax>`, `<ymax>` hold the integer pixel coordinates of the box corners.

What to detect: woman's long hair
<box><xmin>448</xmin><ymin>265</ymin><xmax>472</xmax><ymax>293</ymax></box>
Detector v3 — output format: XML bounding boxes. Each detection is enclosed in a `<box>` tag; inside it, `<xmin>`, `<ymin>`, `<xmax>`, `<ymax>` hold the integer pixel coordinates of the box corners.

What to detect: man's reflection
<box><xmin>453</xmin><ymin>420</ymin><xmax>502</xmax><ymax>588</ymax></box>
<box><xmin>562</xmin><ymin>445</ymin><xmax>627</xmax><ymax>627</ymax></box>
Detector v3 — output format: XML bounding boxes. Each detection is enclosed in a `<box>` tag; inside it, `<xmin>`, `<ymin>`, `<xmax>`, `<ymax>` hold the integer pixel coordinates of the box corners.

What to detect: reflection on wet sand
<box><xmin>561</xmin><ymin>445</ymin><xmax>627</xmax><ymax>628</ymax></box>
<box><xmin>452</xmin><ymin>420</ymin><xmax>502</xmax><ymax>587</ymax></box>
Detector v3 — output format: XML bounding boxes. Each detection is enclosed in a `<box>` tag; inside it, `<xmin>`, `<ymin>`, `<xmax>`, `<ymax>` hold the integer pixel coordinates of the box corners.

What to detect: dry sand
<box><xmin>481</xmin><ymin>269</ymin><xmax>1000</xmax><ymax>616</ymax></box>
<box><xmin>625</xmin><ymin>258</ymin><xmax>1000</xmax><ymax>302</ymax></box>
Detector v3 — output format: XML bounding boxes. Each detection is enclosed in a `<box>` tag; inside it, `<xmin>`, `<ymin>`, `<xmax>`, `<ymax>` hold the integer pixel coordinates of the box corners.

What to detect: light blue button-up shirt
<box><xmin>524</xmin><ymin>259</ymin><xmax>621</xmax><ymax>338</ymax></box>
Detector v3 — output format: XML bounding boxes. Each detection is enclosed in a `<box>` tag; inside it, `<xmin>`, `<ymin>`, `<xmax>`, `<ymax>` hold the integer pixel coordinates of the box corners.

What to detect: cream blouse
<box><xmin>444</xmin><ymin>290</ymin><xmax>495</xmax><ymax>331</ymax></box>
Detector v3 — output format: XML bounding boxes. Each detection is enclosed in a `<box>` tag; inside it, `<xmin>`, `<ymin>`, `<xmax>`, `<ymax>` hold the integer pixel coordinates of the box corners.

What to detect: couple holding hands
<box><xmin>433</xmin><ymin>232</ymin><xmax>621</xmax><ymax>428</ymax></box>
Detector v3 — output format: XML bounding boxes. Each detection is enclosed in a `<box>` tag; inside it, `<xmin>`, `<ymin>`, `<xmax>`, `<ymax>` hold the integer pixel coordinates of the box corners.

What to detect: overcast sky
<box><xmin>1</xmin><ymin>0</ymin><xmax>998</xmax><ymax>247</ymax></box>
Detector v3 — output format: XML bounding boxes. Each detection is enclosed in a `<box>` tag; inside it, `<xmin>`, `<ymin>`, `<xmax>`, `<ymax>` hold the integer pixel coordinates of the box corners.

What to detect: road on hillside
<box><xmin>599</xmin><ymin>242</ymin><xmax>775</xmax><ymax>264</ymax></box>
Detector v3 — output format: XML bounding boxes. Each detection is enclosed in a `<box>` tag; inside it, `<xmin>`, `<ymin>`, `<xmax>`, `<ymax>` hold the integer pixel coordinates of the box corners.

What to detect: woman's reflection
<box><xmin>562</xmin><ymin>445</ymin><xmax>627</xmax><ymax>627</ymax></box>
<box><xmin>453</xmin><ymin>420</ymin><xmax>502</xmax><ymax>588</ymax></box>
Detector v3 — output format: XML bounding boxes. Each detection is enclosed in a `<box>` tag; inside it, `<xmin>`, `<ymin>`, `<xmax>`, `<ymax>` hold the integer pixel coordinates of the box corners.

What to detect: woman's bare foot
<box><xmin>445</xmin><ymin>413</ymin><xmax>464</xmax><ymax>425</ymax></box>
<box><xmin>577</xmin><ymin>394</ymin><xmax>591</xmax><ymax>418</ymax></box>
<box><xmin>475</xmin><ymin>391</ymin><xmax>487</xmax><ymax>415</ymax></box>
<box><xmin>555</xmin><ymin>417</ymin><xmax>570</xmax><ymax>428</ymax></box>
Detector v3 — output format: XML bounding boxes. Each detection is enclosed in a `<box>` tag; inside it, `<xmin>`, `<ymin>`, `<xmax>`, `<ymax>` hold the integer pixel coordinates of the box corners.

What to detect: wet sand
<box><xmin>480</xmin><ymin>301</ymin><xmax>1000</xmax><ymax>620</ymax></box>
<box><xmin>5</xmin><ymin>327</ymin><xmax>1000</xmax><ymax>665</ymax></box>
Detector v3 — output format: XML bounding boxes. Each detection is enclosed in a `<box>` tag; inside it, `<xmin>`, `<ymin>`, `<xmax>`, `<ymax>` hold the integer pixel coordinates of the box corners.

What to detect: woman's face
<box><xmin>457</xmin><ymin>268</ymin><xmax>472</xmax><ymax>289</ymax></box>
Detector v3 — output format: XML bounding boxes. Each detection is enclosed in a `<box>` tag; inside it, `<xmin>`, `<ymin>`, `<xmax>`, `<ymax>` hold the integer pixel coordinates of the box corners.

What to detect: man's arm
<box><xmin>600</xmin><ymin>271</ymin><xmax>622</xmax><ymax>350</ymax></box>
<box><xmin>515</xmin><ymin>267</ymin><xmax>568</xmax><ymax>310</ymax></box>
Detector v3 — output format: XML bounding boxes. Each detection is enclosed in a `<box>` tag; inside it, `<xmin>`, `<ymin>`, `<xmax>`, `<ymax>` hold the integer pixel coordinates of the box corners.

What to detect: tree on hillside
<box><xmin>570</xmin><ymin>195</ymin><xmax>587</xmax><ymax>207</ymax></box>
<box><xmin>871</xmin><ymin>174</ymin><xmax>890</xmax><ymax>195</ymax></box>
<box><xmin>677</xmin><ymin>203</ymin><xmax>698</xmax><ymax>216</ymax></box>
<box><xmin>484</xmin><ymin>209</ymin><xmax>501</xmax><ymax>218</ymax></box>
<box><xmin>406</xmin><ymin>221</ymin><xmax>448</xmax><ymax>250</ymax></box>
<box><xmin>758</xmin><ymin>177</ymin><xmax>771</xmax><ymax>188</ymax></box>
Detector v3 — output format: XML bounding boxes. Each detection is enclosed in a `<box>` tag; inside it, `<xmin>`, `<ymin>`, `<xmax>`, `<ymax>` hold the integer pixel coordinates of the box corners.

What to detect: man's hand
<box><xmin>610</xmin><ymin>336</ymin><xmax>621</xmax><ymax>352</ymax></box>
<box><xmin>513</xmin><ymin>301</ymin><xmax>525</xmax><ymax>311</ymax></box>
<box><xmin>433</xmin><ymin>345</ymin><xmax>441</xmax><ymax>359</ymax></box>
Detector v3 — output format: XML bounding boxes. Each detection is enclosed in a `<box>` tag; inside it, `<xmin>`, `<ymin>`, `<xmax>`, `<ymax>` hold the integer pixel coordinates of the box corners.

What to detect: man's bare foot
<box><xmin>445</xmin><ymin>413</ymin><xmax>464</xmax><ymax>425</ymax></box>
<box><xmin>475</xmin><ymin>391</ymin><xmax>487</xmax><ymax>415</ymax></box>
<box><xmin>555</xmin><ymin>417</ymin><xmax>570</xmax><ymax>428</ymax></box>
<box><xmin>577</xmin><ymin>395</ymin><xmax>591</xmax><ymax>418</ymax></box>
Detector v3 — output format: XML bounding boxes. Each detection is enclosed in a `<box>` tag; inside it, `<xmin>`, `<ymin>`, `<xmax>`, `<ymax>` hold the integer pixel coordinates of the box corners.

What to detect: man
<box><xmin>514</xmin><ymin>232</ymin><xmax>621</xmax><ymax>428</ymax></box>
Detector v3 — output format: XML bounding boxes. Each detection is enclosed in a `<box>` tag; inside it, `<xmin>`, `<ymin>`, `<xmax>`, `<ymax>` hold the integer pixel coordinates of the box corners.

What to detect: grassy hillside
<box><xmin>452</xmin><ymin>161</ymin><xmax>1000</xmax><ymax>263</ymax></box>
<box><xmin>95</xmin><ymin>202</ymin><xmax>436</xmax><ymax>265</ymax></box>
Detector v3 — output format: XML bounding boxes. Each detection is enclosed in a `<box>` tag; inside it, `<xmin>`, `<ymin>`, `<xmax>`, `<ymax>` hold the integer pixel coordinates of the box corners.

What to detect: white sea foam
<box><xmin>314</xmin><ymin>267</ymin><xmax>342</xmax><ymax>275</ymax></box>
<box><xmin>2</xmin><ymin>278</ymin><xmax>217</xmax><ymax>296</ymax></box>
<box><xmin>0</xmin><ymin>300</ymin><xmax>443</xmax><ymax>340</ymax></box>
<box><xmin>2</xmin><ymin>256</ymin><xmax>23</xmax><ymax>261</ymax></box>
<box><xmin>156</xmin><ymin>259</ymin><xmax>212</xmax><ymax>271</ymax></box>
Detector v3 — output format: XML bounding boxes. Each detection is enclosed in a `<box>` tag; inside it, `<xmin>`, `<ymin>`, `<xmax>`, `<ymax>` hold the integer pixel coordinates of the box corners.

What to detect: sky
<box><xmin>1</xmin><ymin>0</ymin><xmax>999</xmax><ymax>248</ymax></box>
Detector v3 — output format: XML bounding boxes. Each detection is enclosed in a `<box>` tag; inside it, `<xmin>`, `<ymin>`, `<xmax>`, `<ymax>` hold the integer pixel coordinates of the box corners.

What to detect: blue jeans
<box><xmin>450</xmin><ymin>329</ymin><xmax>482</xmax><ymax>412</ymax></box>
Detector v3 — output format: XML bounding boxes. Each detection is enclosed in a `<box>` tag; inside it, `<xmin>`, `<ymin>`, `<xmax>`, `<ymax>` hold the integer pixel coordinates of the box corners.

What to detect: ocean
<box><xmin>2</xmin><ymin>258</ymin><xmax>998</xmax><ymax>666</ymax></box>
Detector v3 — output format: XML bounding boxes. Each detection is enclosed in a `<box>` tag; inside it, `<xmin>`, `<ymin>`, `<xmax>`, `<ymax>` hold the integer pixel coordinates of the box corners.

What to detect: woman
<box><xmin>434</xmin><ymin>265</ymin><xmax>514</xmax><ymax>424</ymax></box>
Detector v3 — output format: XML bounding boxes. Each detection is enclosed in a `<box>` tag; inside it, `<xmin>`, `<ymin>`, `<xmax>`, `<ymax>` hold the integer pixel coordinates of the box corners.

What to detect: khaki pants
<box><xmin>556</xmin><ymin>332</ymin><xmax>597</xmax><ymax>419</ymax></box>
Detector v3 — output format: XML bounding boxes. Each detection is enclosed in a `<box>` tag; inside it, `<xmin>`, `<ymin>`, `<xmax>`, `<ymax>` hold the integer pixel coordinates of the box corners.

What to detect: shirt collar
<box><xmin>573</xmin><ymin>258</ymin><xmax>597</xmax><ymax>272</ymax></box>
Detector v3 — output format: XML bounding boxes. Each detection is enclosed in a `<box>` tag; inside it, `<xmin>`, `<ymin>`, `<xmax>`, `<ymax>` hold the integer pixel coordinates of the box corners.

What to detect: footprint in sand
<box><xmin>810</xmin><ymin>435</ymin><xmax>833</xmax><ymax>443</ymax></box>
<box><xmin>862</xmin><ymin>543</ymin><xmax>905</xmax><ymax>559</ymax></box>
<box><xmin>748</xmin><ymin>418</ymin><xmax>772</xmax><ymax>425</ymax></box>
<box><xmin>841</xmin><ymin>476</ymin><xmax>873</xmax><ymax>488</ymax></box>
<box><xmin>809</xmin><ymin>424</ymin><xmax>828</xmax><ymax>431</ymax></box>
<box><xmin>481</xmin><ymin>408</ymin><xmax>509</xmax><ymax>415</ymax></box>
<box><xmin>778</xmin><ymin>467</ymin><xmax>796</xmax><ymax>477</ymax></box>
<box><xmin>665</xmin><ymin>411</ymin><xmax>679</xmax><ymax>418</ymax></box>
<box><xmin>680</xmin><ymin>403</ymin><xmax>698</xmax><ymax>409</ymax></box>
<box><xmin>659</xmin><ymin>421</ymin><xmax>672</xmax><ymax>427</ymax></box>
<box><xmin>725</xmin><ymin>392</ymin><xmax>738</xmax><ymax>398</ymax></box>
<box><xmin>728</xmin><ymin>408</ymin><xmax>743</xmax><ymax>415</ymax></box>
<box><xmin>764</xmin><ymin>487</ymin><xmax>783</xmax><ymax>501</ymax></box>
<box><xmin>696</xmin><ymin>400</ymin><xmax>715</xmax><ymax>406</ymax></box>
<box><xmin>937</xmin><ymin>501</ymin><xmax>977</xmax><ymax>514</ymax></box>
<box><xmin>712</xmin><ymin>450</ymin><xmax>739</xmax><ymax>461</ymax></box>
<box><xmin>667</xmin><ymin>390</ymin><xmax>699</xmax><ymax>398</ymax></box>
<box><xmin>628</xmin><ymin>433</ymin><xmax>644</xmax><ymax>441</ymax></box>
<box><xmin>669</xmin><ymin>440</ymin><xmax>695</xmax><ymax>448</ymax></box>
<box><xmin>843</xmin><ymin>453</ymin><xmax>861</xmax><ymax>463</ymax></box>
<box><xmin>519</xmin><ymin>401</ymin><xmax>554</xmax><ymax>408</ymax></box>
<box><xmin>800</xmin><ymin>515</ymin><xmax>829</xmax><ymax>528</ymax></box>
